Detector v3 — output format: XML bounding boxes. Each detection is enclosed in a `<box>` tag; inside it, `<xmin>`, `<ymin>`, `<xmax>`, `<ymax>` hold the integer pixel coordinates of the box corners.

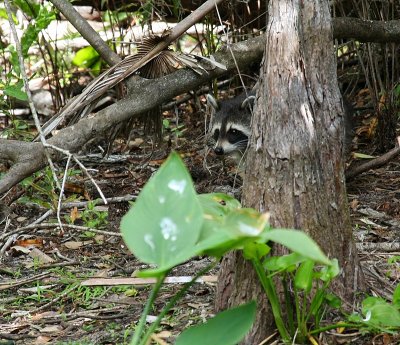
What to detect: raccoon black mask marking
<box><xmin>207</xmin><ymin>91</ymin><xmax>255</xmax><ymax>160</ymax></box>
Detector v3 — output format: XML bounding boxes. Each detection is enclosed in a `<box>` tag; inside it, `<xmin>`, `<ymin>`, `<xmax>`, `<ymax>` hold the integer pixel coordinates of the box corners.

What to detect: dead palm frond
<box><xmin>35</xmin><ymin>34</ymin><xmax>210</xmax><ymax>141</ymax></box>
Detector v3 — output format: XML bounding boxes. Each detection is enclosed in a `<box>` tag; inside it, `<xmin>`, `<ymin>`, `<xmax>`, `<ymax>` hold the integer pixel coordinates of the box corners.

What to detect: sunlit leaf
<box><xmin>121</xmin><ymin>152</ymin><xmax>203</xmax><ymax>275</ymax></box>
<box><xmin>175</xmin><ymin>301</ymin><xmax>256</xmax><ymax>345</ymax></box>
<box><xmin>4</xmin><ymin>84</ymin><xmax>28</xmax><ymax>101</ymax></box>
<box><xmin>263</xmin><ymin>229</ymin><xmax>332</xmax><ymax>266</ymax></box>
<box><xmin>72</xmin><ymin>46</ymin><xmax>100</xmax><ymax>68</ymax></box>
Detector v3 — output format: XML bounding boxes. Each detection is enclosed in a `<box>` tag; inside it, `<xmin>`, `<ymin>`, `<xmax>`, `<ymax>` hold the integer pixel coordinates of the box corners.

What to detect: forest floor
<box><xmin>1</xmin><ymin>95</ymin><xmax>400</xmax><ymax>345</ymax></box>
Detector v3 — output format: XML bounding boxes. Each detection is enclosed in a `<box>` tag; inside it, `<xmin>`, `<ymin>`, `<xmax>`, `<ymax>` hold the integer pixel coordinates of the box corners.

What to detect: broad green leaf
<box><xmin>224</xmin><ymin>208</ymin><xmax>269</xmax><ymax>237</ymax></box>
<box><xmin>294</xmin><ymin>260</ymin><xmax>314</xmax><ymax>292</ymax></box>
<box><xmin>72</xmin><ymin>46</ymin><xmax>100</xmax><ymax>67</ymax></box>
<box><xmin>362</xmin><ymin>297</ymin><xmax>400</xmax><ymax>328</ymax></box>
<box><xmin>175</xmin><ymin>301</ymin><xmax>256</xmax><ymax>345</ymax></box>
<box><xmin>196</xmin><ymin>193</ymin><xmax>241</xmax><ymax>247</ymax></box>
<box><xmin>120</xmin><ymin>152</ymin><xmax>203</xmax><ymax>274</ymax></box>
<box><xmin>4</xmin><ymin>85</ymin><xmax>28</xmax><ymax>101</ymax></box>
<box><xmin>263</xmin><ymin>229</ymin><xmax>332</xmax><ymax>265</ymax></box>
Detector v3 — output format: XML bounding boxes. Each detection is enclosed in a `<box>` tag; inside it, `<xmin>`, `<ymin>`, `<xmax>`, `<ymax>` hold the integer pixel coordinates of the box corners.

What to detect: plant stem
<box><xmin>252</xmin><ymin>259</ymin><xmax>291</xmax><ymax>343</ymax></box>
<box><xmin>138</xmin><ymin>260</ymin><xmax>217</xmax><ymax>345</ymax></box>
<box><xmin>130</xmin><ymin>274</ymin><xmax>166</xmax><ymax>345</ymax></box>
<box><xmin>310</xmin><ymin>322</ymin><xmax>360</xmax><ymax>335</ymax></box>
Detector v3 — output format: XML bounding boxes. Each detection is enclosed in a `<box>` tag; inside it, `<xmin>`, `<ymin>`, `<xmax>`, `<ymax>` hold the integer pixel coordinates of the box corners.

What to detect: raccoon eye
<box><xmin>213</xmin><ymin>129</ymin><xmax>220</xmax><ymax>141</ymax></box>
<box><xmin>227</xmin><ymin>128</ymin><xmax>248</xmax><ymax>144</ymax></box>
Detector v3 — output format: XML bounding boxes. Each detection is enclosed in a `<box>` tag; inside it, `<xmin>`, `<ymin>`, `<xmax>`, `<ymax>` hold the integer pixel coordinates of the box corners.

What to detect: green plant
<box><xmin>346</xmin><ymin>285</ymin><xmax>400</xmax><ymax>334</ymax></box>
<box><xmin>18</xmin><ymin>167</ymin><xmax>60</xmax><ymax>209</ymax></box>
<box><xmin>120</xmin><ymin>152</ymin><xmax>339</xmax><ymax>345</ymax></box>
<box><xmin>80</xmin><ymin>201</ymin><xmax>108</xmax><ymax>229</ymax></box>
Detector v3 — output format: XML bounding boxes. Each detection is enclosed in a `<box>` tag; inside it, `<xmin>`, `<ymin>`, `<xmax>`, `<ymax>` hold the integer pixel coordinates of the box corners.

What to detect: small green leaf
<box><xmin>72</xmin><ymin>46</ymin><xmax>100</xmax><ymax>68</ymax></box>
<box><xmin>120</xmin><ymin>152</ymin><xmax>203</xmax><ymax>274</ymax></box>
<box><xmin>353</xmin><ymin>152</ymin><xmax>375</xmax><ymax>159</ymax></box>
<box><xmin>324</xmin><ymin>293</ymin><xmax>341</xmax><ymax>308</ymax></box>
<box><xmin>264</xmin><ymin>253</ymin><xmax>304</xmax><ymax>272</ymax></box>
<box><xmin>4</xmin><ymin>85</ymin><xmax>28</xmax><ymax>101</ymax></box>
<box><xmin>393</xmin><ymin>284</ymin><xmax>400</xmax><ymax>307</ymax></box>
<box><xmin>243</xmin><ymin>242</ymin><xmax>270</xmax><ymax>260</ymax></box>
<box><xmin>21</xmin><ymin>5</ymin><xmax>55</xmax><ymax>56</ymax></box>
<box><xmin>263</xmin><ymin>229</ymin><xmax>332</xmax><ymax>266</ymax></box>
<box><xmin>0</xmin><ymin>8</ymin><xmax>18</xmax><ymax>23</ymax></box>
<box><xmin>294</xmin><ymin>260</ymin><xmax>314</xmax><ymax>292</ymax></box>
<box><xmin>175</xmin><ymin>301</ymin><xmax>256</xmax><ymax>345</ymax></box>
<box><xmin>196</xmin><ymin>208</ymin><xmax>270</xmax><ymax>258</ymax></box>
<box><xmin>319</xmin><ymin>258</ymin><xmax>340</xmax><ymax>281</ymax></box>
<box><xmin>198</xmin><ymin>193</ymin><xmax>241</xmax><ymax>219</ymax></box>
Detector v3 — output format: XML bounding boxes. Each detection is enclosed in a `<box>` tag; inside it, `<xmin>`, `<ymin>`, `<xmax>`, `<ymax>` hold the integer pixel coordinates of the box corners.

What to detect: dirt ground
<box><xmin>1</xmin><ymin>96</ymin><xmax>400</xmax><ymax>345</ymax></box>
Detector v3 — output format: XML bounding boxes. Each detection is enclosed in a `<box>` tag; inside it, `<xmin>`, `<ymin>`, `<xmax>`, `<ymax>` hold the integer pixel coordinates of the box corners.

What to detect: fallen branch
<box><xmin>346</xmin><ymin>146</ymin><xmax>400</xmax><ymax>180</ymax></box>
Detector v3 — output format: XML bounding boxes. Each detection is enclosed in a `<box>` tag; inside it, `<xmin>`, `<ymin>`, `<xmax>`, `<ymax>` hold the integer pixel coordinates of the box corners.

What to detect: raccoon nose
<box><xmin>214</xmin><ymin>146</ymin><xmax>224</xmax><ymax>155</ymax></box>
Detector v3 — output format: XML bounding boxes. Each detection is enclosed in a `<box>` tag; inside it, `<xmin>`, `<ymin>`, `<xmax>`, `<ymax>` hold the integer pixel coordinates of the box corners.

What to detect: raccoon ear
<box><xmin>206</xmin><ymin>94</ymin><xmax>220</xmax><ymax>110</ymax></box>
<box><xmin>241</xmin><ymin>95</ymin><xmax>255</xmax><ymax>110</ymax></box>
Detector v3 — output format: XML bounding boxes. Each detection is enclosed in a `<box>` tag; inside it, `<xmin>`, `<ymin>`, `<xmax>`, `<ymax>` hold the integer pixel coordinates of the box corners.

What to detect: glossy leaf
<box><xmin>72</xmin><ymin>46</ymin><xmax>100</xmax><ymax>68</ymax></box>
<box><xmin>121</xmin><ymin>152</ymin><xmax>203</xmax><ymax>275</ymax></box>
<box><xmin>263</xmin><ymin>229</ymin><xmax>332</xmax><ymax>266</ymax></box>
<box><xmin>175</xmin><ymin>301</ymin><xmax>256</xmax><ymax>345</ymax></box>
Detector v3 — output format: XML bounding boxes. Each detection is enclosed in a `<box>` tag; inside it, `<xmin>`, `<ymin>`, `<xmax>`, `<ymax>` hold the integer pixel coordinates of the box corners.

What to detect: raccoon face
<box><xmin>207</xmin><ymin>91</ymin><xmax>255</xmax><ymax>158</ymax></box>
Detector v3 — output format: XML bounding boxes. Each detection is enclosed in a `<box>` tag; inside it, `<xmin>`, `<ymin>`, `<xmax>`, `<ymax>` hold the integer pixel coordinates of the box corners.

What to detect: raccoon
<box><xmin>207</xmin><ymin>91</ymin><xmax>354</xmax><ymax>162</ymax></box>
<box><xmin>207</xmin><ymin>91</ymin><xmax>255</xmax><ymax>163</ymax></box>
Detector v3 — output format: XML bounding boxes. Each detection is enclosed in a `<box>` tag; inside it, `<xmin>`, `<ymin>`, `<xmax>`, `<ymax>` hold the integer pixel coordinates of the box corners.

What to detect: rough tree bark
<box><xmin>216</xmin><ymin>0</ymin><xmax>364</xmax><ymax>343</ymax></box>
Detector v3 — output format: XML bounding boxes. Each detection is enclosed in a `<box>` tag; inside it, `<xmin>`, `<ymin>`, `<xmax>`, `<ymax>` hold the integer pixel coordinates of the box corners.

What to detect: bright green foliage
<box><xmin>13</xmin><ymin>0</ymin><xmax>40</xmax><ymax>17</ymax></box>
<box><xmin>263</xmin><ymin>229</ymin><xmax>332</xmax><ymax>266</ymax></box>
<box><xmin>348</xmin><ymin>294</ymin><xmax>400</xmax><ymax>333</ymax></box>
<box><xmin>3</xmin><ymin>82</ymin><xmax>28</xmax><ymax>101</ymax></box>
<box><xmin>0</xmin><ymin>8</ymin><xmax>17</xmax><ymax>22</ymax></box>
<box><xmin>294</xmin><ymin>260</ymin><xmax>315</xmax><ymax>293</ymax></box>
<box><xmin>72</xmin><ymin>46</ymin><xmax>101</xmax><ymax>73</ymax></box>
<box><xmin>121</xmin><ymin>152</ymin><xmax>204</xmax><ymax>275</ymax></box>
<box><xmin>121</xmin><ymin>152</ymin><xmax>342</xmax><ymax>345</ymax></box>
<box><xmin>21</xmin><ymin>4</ymin><xmax>55</xmax><ymax>56</ymax></box>
<box><xmin>393</xmin><ymin>284</ymin><xmax>400</xmax><ymax>307</ymax></box>
<box><xmin>175</xmin><ymin>301</ymin><xmax>256</xmax><ymax>345</ymax></box>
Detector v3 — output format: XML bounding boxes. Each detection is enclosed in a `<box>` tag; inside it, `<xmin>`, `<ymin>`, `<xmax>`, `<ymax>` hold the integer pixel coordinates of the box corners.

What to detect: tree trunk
<box><xmin>215</xmin><ymin>0</ymin><xmax>364</xmax><ymax>343</ymax></box>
